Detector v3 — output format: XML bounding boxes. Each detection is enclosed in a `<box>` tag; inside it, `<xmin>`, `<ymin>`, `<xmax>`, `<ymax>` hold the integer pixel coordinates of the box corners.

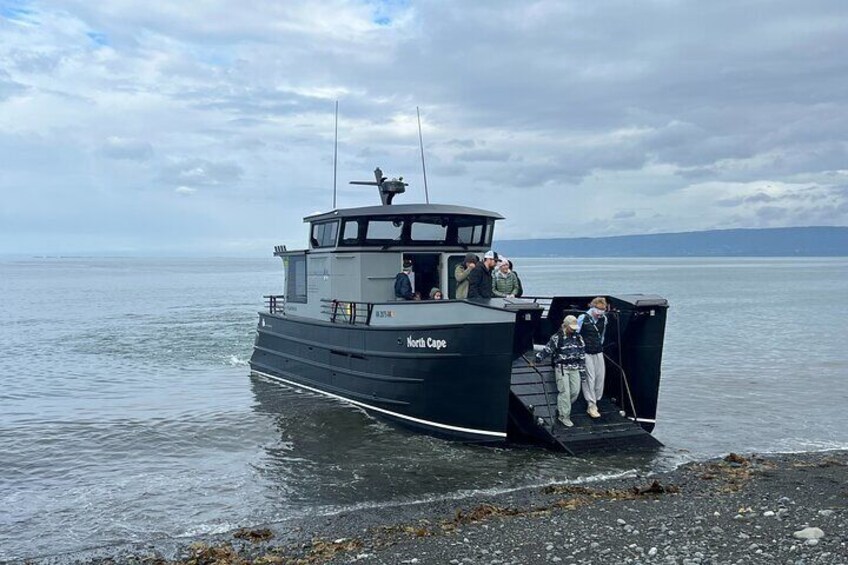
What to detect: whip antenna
<box><xmin>416</xmin><ymin>106</ymin><xmax>429</xmax><ymax>204</ymax></box>
<box><xmin>332</xmin><ymin>100</ymin><xmax>339</xmax><ymax>208</ymax></box>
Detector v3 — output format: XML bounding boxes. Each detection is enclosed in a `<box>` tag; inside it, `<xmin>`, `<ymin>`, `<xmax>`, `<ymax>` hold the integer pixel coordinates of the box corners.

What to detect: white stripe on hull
<box><xmin>628</xmin><ymin>417</ymin><xmax>657</xmax><ymax>424</ymax></box>
<box><xmin>252</xmin><ymin>369</ymin><xmax>508</xmax><ymax>439</ymax></box>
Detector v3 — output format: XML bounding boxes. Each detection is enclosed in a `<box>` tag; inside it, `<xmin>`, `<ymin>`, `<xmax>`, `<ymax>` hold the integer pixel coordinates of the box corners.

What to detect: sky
<box><xmin>1</xmin><ymin>0</ymin><xmax>847</xmax><ymax>256</ymax></box>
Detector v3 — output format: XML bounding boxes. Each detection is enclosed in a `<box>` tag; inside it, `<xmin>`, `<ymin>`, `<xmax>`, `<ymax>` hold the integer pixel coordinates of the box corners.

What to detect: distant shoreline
<box><xmin>496</xmin><ymin>226</ymin><xmax>848</xmax><ymax>257</ymax></box>
<box><xmin>23</xmin><ymin>449</ymin><xmax>847</xmax><ymax>565</ymax></box>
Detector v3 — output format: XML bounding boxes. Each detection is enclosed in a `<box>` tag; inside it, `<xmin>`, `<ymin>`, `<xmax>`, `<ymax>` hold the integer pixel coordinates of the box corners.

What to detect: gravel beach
<box><xmin>17</xmin><ymin>450</ymin><xmax>847</xmax><ymax>565</ymax></box>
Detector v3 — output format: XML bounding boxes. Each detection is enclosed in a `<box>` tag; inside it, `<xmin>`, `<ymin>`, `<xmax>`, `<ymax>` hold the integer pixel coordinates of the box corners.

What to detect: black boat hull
<box><xmin>249</xmin><ymin>313</ymin><xmax>516</xmax><ymax>442</ymax></box>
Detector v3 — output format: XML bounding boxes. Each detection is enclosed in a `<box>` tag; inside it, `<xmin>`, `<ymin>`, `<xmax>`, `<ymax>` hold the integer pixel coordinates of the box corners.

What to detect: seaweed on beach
<box><xmin>183</xmin><ymin>542</ymin><xmax>252</xmax><ymax>565</ymax></box>
<box><xmin>233</xmin><ymin>528</ymin><xmax>275</xmax><ymax>543</ymax></box>
<box><xmin>693</xmin><ymin>452</ymin><xmax>778</xmax><ymax>493</ymax></box>
<box><xmin>541</xmin><ymin>479</ymin><xmax>679</xmax><ymax>498</ymax></box>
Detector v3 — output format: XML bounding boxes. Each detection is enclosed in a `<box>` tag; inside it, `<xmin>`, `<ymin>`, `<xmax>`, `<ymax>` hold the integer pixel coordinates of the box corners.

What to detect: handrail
<box><xmin>521</xmin><ymin>353</ymin><xmax>555</xmax><ymax>434</ymax></box>
<box><xmin>320</xmin><ymin>299</ymin><xmax>374</xmax><ymax>325</ymax></box>
<box><xmin>520</xmin><ymin>296</ymin><xmax>553</xmax><ymax>318</ymax></box>
<box><xmin>604</xmin><ymin>310</ymin><xmax>640</xmax><ymax>422</ymax></box>
<box><xmin>602</xmin><ymin>352</ymin><xmax>639</xmax><ymax>422</ymax></box>
<box><xmin>264</xmin><ymin>294</ymin><xmax>285</xmax><ymax>314</ymax></box>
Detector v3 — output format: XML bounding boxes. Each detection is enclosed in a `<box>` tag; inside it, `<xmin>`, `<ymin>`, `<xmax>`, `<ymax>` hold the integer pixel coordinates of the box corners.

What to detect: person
<box><xmin>508</xmin><ymin>260</ymin><xmax>524</xmax><ymax>297</ymax></box>
<box><xmin>454</xmin><ymin>253</ymin><xmax>478</xmax><ymax>299</ymax></box>
<box><xmin>393</xmin><ymin>260</ymin><xmax>414</xmax><ymax>300</ymax></box>
<box><xmin>466</xmin><ymin>250</ymin><xmax>498</xmax><ymax>299</ymax></box>
<box><xmin>429</xmin><ymin>287</ymin><xmax>443</xmax><ymax>300</ymax></box>
<box><xmin>577</xmin><ymin>297</ymin><xmax>608</xmax><ymax>418</ymax></box>
<box><xmin>533</xmin><ymin>315</ymin><xmax>585</xmax><ymax>427</ymax></box>
<box><xmin>412</xmin><ymin>291</ymin><xmax>422</xmax><ymax>300</ymax></box>
<box><xmin>492</xmin><ymin>257</ymin><xmax>521</xmax><ymax>298</ymax></box>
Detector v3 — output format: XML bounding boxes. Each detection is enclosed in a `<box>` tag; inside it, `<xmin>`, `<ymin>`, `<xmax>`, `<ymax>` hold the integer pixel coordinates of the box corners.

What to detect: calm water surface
<box><xmin>1</xmin><ymin>257</ymin><xmax>846</xmax><ymax>560</ymax></box>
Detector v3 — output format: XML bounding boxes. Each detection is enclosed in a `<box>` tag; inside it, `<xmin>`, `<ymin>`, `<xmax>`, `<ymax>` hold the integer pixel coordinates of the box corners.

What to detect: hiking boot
<box><xmin>587</xmin><ymin>404</ymin><xmax>601</xmax><ymax>418</ymax></box>
<box><xmin>559</xmin><ymin>417</ymin><xmax>574</xmax><ymax>428</ymax></box>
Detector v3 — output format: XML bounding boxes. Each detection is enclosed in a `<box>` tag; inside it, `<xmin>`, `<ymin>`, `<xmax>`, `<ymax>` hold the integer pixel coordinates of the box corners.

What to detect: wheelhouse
<box><xmin>275</xmin><ymin>204</ymin><xmax>503</xmax><ymax>317</ymax></box>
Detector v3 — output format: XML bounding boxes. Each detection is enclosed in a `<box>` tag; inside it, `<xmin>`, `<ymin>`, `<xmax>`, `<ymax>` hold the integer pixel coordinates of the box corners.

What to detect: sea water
<box><xmin>1</xmin><ymin>257</ymin><xmax>846</xmax><ymax>560</ymax></box>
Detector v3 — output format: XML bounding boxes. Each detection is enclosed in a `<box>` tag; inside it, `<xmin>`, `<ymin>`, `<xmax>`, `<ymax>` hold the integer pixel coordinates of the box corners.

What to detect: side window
<box><xmin>457</xmin><ymin>222</ymin><xmax>485</xmax><ymax>245</ymax></box>
<box><xmin>321</xmin><ymin>221</ymin><xmax>338</xmax><ymax>247</ymax></box>
<box><xmin>311</xmin><ymin>223</ymin><xmax>323</xmax><ymax>248</ymax></box>
<box><xmin>484</xmin><ymin>220</ymin><xmax>494</xmax><ymax>245</ymax></box>
<box><xmin>311</xmin><ymin>221</ymin><xmax>339</xmax><ymax>248</ymax></box>
<box><xmin>285</xmin><ymin>254</ymin><xmax>307</xmax><ymax>303</ymax></box>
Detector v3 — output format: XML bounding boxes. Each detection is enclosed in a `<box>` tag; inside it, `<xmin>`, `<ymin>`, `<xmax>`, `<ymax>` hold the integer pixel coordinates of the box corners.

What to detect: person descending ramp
<box><xmin>507</xmin><ymin>356</ymin><xmax>662</xmax><ymax>455</ymax></box>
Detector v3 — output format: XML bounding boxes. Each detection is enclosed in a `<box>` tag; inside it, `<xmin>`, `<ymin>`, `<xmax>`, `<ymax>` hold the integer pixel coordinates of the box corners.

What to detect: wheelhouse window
<box><xmin>341</xmin><ymin>220</ymin><xmax>360</xmax><ymax>245</ymax></box>
<box><xmin>310</xmin><ymin>221</ymin><xmax>339</xmax><ymax>248</ymax></box>
<box><xmin>365</xmin><ymin>220</ymin><xmax>402</xmax><ymax>243</ymax></box>
<box><xmin>335</xmin><ymin>214</ymin><xmax>497</xmax><ymax>247</ymax></box>
<box><xmin>285</xmin><ymin>253</ymin><xmax>307</xmax><ymax>303</ymax></box>
<box><xmin>456</xmin><ymin>219</ymin><xmax>493</xmax><ymax>245</ymax></box>
<box><xmin>410</xmin><ymin>219</ymin><xmax>447</xmax><ymax>243</ymax></box>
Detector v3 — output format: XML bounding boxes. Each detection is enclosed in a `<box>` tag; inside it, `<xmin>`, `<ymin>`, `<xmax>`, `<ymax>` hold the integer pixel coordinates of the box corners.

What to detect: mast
<box><xmin>417</xmin><ymin>106</ymin><xmax>430</xmax><ymax>204</ymax></box>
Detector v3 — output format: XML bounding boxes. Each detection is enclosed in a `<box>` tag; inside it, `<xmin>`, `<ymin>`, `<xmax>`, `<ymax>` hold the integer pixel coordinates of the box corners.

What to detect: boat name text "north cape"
<box><xmin>406</xmin><ymin>336</ymin><xmax>448</xmax><ymax>350</ymax></box>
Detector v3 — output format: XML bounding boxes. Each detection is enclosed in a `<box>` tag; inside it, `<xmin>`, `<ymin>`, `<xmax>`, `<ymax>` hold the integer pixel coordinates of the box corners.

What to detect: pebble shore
<box><xmin>18</xmin><ymin>450</ymin><xmax>847</xmax><ymax>565</ymax></box>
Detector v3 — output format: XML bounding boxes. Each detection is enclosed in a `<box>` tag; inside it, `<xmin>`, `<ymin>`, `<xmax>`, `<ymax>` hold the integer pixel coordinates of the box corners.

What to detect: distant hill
<box><xmin>495</xmin><ymin>226</ymin><xmax>848</xmax><ymax>257</ymax></box>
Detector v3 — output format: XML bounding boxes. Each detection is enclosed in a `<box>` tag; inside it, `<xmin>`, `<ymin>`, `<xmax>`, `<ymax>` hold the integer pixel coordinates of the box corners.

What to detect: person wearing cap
<box><xmin>576</xmin><ymin>297</ymin><xmax>608</xmax><ymax>418</ymax></box>
<box><xmin>393</xmin><ymin>260</ymin><xmax>414</xmax><ymax>300</ymax></box>
<box><xmin>533</xmin><ymin>315</ymin><xmax>586</xmax><ymax>427</ymax></box>
<box><xmin>492</xmin><ymin>256</ymin><xmax>521</xmax><ymax>298</ymax></box>
<box><xmin>429</xmin><ymin>287</ymin><xmax>443</xmax><ymax>300</ymax></box>
<box><xmin>466</xmin><ymin>250</ymin><xmax>498</xmax><ymax>299</ymax></box>
<box><xmin>454</xmin><ymin>253</ymin><xmax>478</xmax><ymax>299</ymax></box>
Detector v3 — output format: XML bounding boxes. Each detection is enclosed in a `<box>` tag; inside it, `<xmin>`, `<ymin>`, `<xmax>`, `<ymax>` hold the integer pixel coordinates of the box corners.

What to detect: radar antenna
<box><xmin>350</xmin><ymin>167</ymin><xmax>407</xmax><ymax>205</ymax></box>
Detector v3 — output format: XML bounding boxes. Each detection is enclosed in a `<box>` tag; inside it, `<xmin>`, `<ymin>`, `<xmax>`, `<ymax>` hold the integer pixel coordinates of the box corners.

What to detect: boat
<box><xmin>249</xmin><ymin>168</ymin><xmax>669</xmax><ymax>454</ymax></box>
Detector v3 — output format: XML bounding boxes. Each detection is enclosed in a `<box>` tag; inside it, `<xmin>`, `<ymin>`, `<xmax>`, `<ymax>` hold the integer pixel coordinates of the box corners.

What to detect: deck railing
<box><xmin>520</xmin><ymin>296</ymin><xmax>553</xmax><ymax>318</ymax></box>
<box><xmin>320</xmin><ymin>299</ymin><xmax>374</xmax><ymax>325</ymax></box>
<box><xmin>264</xmin><ymin>295</ymin><xmax>285</xmax><ymax>314</ymax></box>
<box><xmin>264</xmin><ymin>295</ymin><xmax>550</xmax><ymax>326</ymax></box>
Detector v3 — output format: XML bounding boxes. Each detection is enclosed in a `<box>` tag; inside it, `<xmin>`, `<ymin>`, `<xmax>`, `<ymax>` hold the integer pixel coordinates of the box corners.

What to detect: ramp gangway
<box><xmin>508</xmin><ymin>356</ymin><xmax>663</xmax><ymax>455</ymax></box>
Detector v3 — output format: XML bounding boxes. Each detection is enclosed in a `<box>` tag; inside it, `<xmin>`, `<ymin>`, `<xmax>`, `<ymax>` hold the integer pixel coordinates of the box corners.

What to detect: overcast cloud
<box><xmin>1</xmin><ymin>0</ymin><xmax>846</xmax><ymax>255</ymax></box>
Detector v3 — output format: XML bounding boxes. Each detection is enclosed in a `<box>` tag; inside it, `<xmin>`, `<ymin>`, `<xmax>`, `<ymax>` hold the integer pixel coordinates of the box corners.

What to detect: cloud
<box><xmin>1</xmin><ymin>1</ymin><xmax>847</xmax><ymax>254</ymax></box>
<box><xmin>0</xmin><ymin>69</ymin><xmax>26</xmax><ymax>100</ymax></box>
<box><xmin>454</xmin><ymin>149</ymin><xmax>511</xmax><ymax>163</ymax></box>
<box><xmin>159</xmin><ymin>159</ymin><xmax>244</xmax><ymax>189</ymax></box>
<box><xmin>100</xmin><ymin>136</ymin><xmax>153</xmax><ymax>160</ymax></box>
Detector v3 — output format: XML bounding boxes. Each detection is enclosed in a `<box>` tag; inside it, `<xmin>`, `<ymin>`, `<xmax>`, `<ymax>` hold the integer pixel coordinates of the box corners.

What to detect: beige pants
<box><xmin>555</xmin><ymin>365</ymin><xmax>581</xmax><ymax>420</ymax></box>
<box><xmin>582</xmin><ymin>353</ymin><xmax>606</xmax><ymax>406</ymax></box>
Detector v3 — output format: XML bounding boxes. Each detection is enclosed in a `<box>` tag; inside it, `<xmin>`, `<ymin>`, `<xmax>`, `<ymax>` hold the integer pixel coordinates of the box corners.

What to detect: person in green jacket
<box><xmin>454</xmin><ymin>252</ymin><xmax>478</xmax><ymax>299</ymax></box>
<box><xmin>492</xmin><ymin>257</ymin><xmax>522</xmax><ymax>297</ymax></box>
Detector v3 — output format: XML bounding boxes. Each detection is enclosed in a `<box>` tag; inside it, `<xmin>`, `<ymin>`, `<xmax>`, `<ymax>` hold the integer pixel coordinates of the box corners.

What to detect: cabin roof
<box><xmin>304</xmin><ymin>204</ymin><xmax>504</xmax><ymax>223</ymax></box>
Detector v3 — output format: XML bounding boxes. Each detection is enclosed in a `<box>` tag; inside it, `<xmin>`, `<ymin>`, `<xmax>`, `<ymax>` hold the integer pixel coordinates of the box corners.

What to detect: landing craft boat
<box><xmin>250</xmin><ymin>169</ymin><xmax>669</xmax><ymax>454</ymax></box>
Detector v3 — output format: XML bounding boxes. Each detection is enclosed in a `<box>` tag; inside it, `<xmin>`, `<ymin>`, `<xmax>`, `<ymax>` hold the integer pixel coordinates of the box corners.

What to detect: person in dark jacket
<box><xmin>393</xmin><ymin>260</ymin><xmax>414</xmax><ymax>300</ymax></box>
<box><xmin>534</xmin><ymin>315</ymin><xmax>586</xmax><ymax>427</ymax></box>
<box><xmin>576</xmin><ymin>296</ymin><xmax>608</xmax><ymax>418</ymax></box>
<box><xmin>466</xmin><ymin>250</ymin><xmax>498</xmax><ymax>299</ymax></box>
